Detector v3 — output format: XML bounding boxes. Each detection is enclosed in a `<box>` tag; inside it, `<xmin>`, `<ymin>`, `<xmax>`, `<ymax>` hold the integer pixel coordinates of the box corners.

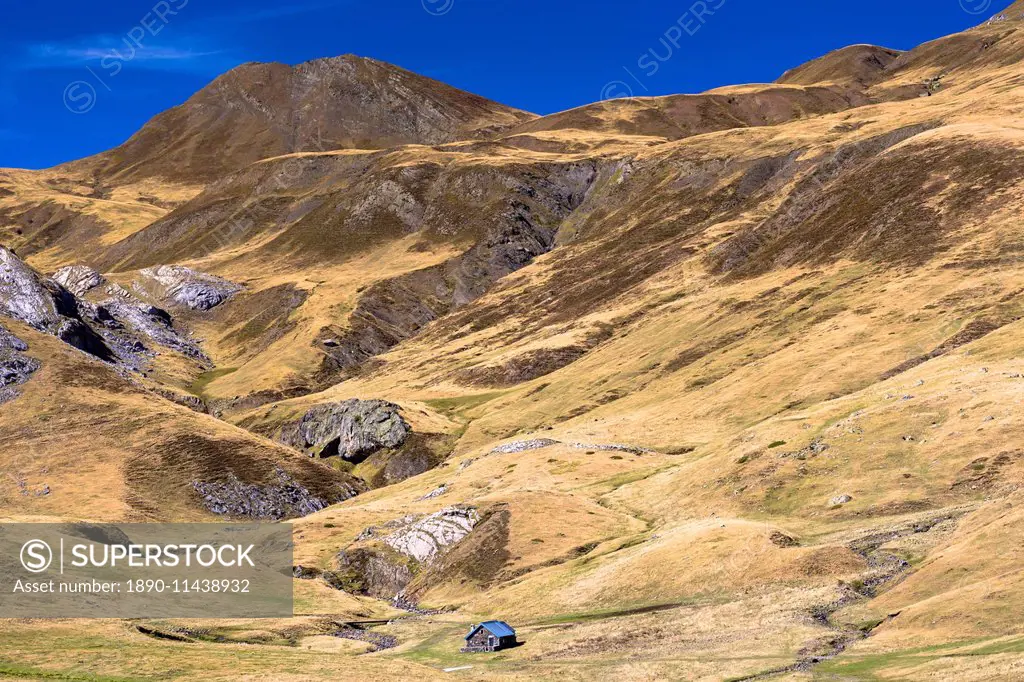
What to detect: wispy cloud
<box><xmin>30</xmin><ymin>42</ymin><xmax>221</xmax><ymax>64</ymax></box>
<box><xmin>11</xmin><ymin>1</ymin><xmax>356</xmax><ymax>76</ymax></box>
<box><xmin>16</xmin><ymin>35</ymin><xmax>228</xmax><ymax>74</ymax></box>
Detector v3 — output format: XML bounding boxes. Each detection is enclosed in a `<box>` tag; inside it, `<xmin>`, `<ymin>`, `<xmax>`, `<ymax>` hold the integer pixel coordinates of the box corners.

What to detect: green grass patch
<box><xmin>424</xmin><ymin>391</ymin><xmax>508</xmax><ymax>418</ymax></box>
<box><xmin>815</xmin><ymin>637</ymin><xmax>1021</xmax><ymax>680</ymax></box>
<box><xmin>188</xmin><ymin>367</ymin><xmax>238</xmax><ymax>397</ymax></box>
<box><xmin>0</xmin><ymin>661</ymin><xmax>137</xmax><ymax>681</ymax></box>
<box><xmin>589</xmin><ymin>466</ymin><xmax>671</xmax><ymax>493</ymax></box>
<box><xmin>527</xmin><ymin>600</ymin><xmax>702</xmax><ymax>627</ymax></box>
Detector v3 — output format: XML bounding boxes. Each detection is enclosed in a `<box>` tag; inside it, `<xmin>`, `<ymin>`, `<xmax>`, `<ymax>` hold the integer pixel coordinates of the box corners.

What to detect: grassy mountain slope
<box><xmin>1</xmin><ymin>5</ymin><xmax>1024</xmax><ymax>681</ymax></box>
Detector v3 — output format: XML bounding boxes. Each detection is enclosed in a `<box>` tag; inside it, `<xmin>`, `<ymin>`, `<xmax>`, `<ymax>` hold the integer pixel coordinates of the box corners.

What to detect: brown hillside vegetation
<box><xmin>777</xmin><ymin>44</ymin><xmax>904</xmax><ymax>87</ymax></box>
<box><xmin>1</xmin><ymin>3</ymin><xmax>1024</xmax><ymax>680</ymax></box>
<box><xmin>71</xmin><ymin>55</ymin><xmax>536</xmax><ymax>184</ymax></box>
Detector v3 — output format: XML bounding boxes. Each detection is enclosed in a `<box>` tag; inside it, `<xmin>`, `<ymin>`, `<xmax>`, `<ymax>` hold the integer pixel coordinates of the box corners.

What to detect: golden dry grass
<box><xmin>1</xmin><ymin>12</ymin><xmax>1024</xmax><ymax>681</ymax></box>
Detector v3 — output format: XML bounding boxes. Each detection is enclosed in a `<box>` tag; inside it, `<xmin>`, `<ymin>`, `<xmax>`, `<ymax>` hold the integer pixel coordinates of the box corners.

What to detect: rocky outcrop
<box><xmin>491</xmin><ymin>439</ymin><xmax>560</xmax><ymax>454</ymax></box>
<box><xmin>137</xmin><ymin>265</ymin><xmax>242</xmax><ymax>311</ymax></box>
<box><xmin>192</xmin><ymin>467</ymin><xmax>361</xmax><ymax>521</ymax></box>
<box><xmin>566</xmin><ymin>441</ymin><xmax>653</xmax><ymax>455</ymax></box>
<box><xmin>409</xmin><ymin>505</ymin><xmax>512</xmax><ymax>596</ymax></box>
<box><xmin>489</xmin><ymin>438</ymin><xmax>651</xmax><ymax>455</ymax></box>
<box><xmin>69</xmin><ymin>279</ymin><xmax>210</xmax><ymax>366</ymax></box>
<box><xmin>0</xmin><ymin>247</ymin><xmax>113</xmax><ymax>361</ymax></box>
<box><xmin>0</xmin><ymin>247</ymin><xmax>79</xmax><ymax>331</ymax></box>
<box><xmin>51</xmin><ymin>265</ymin><xmax>105</xmax><ymax>296</ymax></box>
<box><xmin>382</xmin><ymin>506</ymin><xmax>480</xmax><ymax>563</ymax></box>
<box><xmin>829</xmin><ymin>494</ymin><xmax>854</xmax><ymax>508</ymax></box>
<box><xmin>92</xmin><ymin>297</ymin><xmax>208</xmax><ymax>363</ymax></box>
<box><xmin>331</xmin><ymin>626</ymin><xmax>399</xmax><ymax>652</ymax></box>
<box><xmin>0</xmin><ymin>325</ymin><xmax>39</xmax><ymax>404</ymax></box>
<box><xmin>311</xmin><ymin>161</ymin><xmax>599</xmax><ymax>383</ymax></box>
<box><xmin>326</xmin><ymin>547</ymin><xmax>415</xmax><ymax>599</ymax></box>
<box><xmin>0</xmin><ymin>251</ymin><xmax>208</xmax><ymax>370</ymax></box>
<box><xmin>281</xmin><ymin>399</ymin><xmax>410</xmax><ymax>462</ymax></box>
<box><xmin>0</xmin><ymin>326</ymin><xmax>28</xmax><ymax>352</ymax></box>
<box><xmin>325</xmin><ymin>505</ymin><xmax>481</xmax><ymax>599</ymax></box>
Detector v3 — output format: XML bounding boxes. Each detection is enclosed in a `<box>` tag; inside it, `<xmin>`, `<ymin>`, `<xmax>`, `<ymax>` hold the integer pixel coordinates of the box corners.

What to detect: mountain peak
<box><xmin>85</xmin><ymin>55</ymin><xmax>535</xmax><ymax>183</ymax></box>
<box><xmin>777</xmin><ymin>44</ymin><xmax>903</xmax><ymax>86</ymax></box>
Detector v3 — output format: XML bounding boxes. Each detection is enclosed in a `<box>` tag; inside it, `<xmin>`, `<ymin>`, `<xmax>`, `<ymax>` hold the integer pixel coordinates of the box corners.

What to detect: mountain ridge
<box><xmin>65</xmin><ymin>54</ymin><xmax>537</xmax><ymax>184</ymax></box>
<box><xmin>1</xmin><ymin>6</ymin><xmax>1024</xmax><ymax>679</ymax></box>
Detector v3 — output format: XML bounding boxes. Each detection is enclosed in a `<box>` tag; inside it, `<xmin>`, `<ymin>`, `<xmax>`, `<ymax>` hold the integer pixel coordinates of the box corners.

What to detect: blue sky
<box><xmin>0</xmin><ymin>0</ymin><xmax>1005</xmax><ymax>170</ymax></box>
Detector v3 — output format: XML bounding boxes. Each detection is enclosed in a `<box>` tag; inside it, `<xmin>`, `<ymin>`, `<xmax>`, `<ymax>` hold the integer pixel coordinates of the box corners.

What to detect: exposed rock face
<box><xmin>567</xmin><ymin>441</ymin><xmax>653</xmax><ymax>455</ymax></box>
<box><xmin>409</xmin><ymin>505</ymin><xmax>512</xmax><ymax>596</ymax></box>
<box><xmin>0</xmin><ymin>247</ymin><xmax>112</xmax><ymax>361</ymax></box>
<box><xmin>489</xmin><ymin>439</ymin><xmax>650</xmax><ymax>455</ymax></box>
<box><xmin>829</xmin><ymin>494</ymin><xmax>854</xmax><ymax>508</ymax></box>
<box><xmin>327</xmin><ymin>548</ymin><xmax>415</xmax><ymax>599</ymax></box>
<box><xmin>192</xmin><ymin>467</ymin><xmax>360</xmax><ymax>521</ymax></box>
<box><xmin>0</xmin><ymin>257</ymin><xmax>216</xmax><ymax>369</ymax></box>
<box><xmin>0</xmin><ymin>325</ymin><xmax>39</xmax><ymax>404</ymax></box>
<box><xmin>326</xmin><ymin>505</ymin><xmax>481</xmax><ymax>599</ymax></box>
<box><xmin>51</xmin><ymin>265</ymin><xmax>105</xmax><ymax>296</ymax></box>
<box><xmin>491</xmin><ymin>439</ymin><xmax>560</xmax><ymax>454</ymax></box>
<box><xmin>420</xmin><ymin>484</ymin><xmax>448</xmax><ymax>500</ymax></box>
<box><xmin>93</xmin><ymin>297</ymin><xmax>208</xmax><ymax>363</ymax></box>
<box><xmin>0</xmin><ymin>326</ymin><xmax>28</xmax><ymax>352</ymax></box>
<box><xmin>382</xmin><ymin>506</ymin><xmax>480</xmax><ymax>563</ymax></box>
<box><xmin>138</xmin><ymin>265</ymin><xmax>242</xmax><ymax>311</ymax></box>
<box><xmin>313</xmin><ymin>162</ymin><xmax>599</xmax><ymax>381</ymax></box>
<box><xmin>0</xmin><ymin>247</ymin><xmax>78</xmax><ymax>330</ymax></box>
<box><xmin>769</xmin><ymin>531</ymin><xmax>800</xmax><ymax>548</ymax></box>
<box><xmin>282</xmin><ymin>399</ymin><xmax>410</xmax><ymax>462</ymax></box>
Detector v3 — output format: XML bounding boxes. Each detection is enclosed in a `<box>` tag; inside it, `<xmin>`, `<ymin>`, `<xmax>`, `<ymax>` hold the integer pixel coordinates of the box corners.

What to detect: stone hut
<box><xmin>462</xmin><ymin>620</ymin><xmax>517</xmax><ymax>652</ymax></box>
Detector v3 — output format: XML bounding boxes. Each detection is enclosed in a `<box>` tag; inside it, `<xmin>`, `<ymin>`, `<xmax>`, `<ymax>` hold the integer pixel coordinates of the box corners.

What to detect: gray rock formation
<box><xmin>566</xmin><ymin>441</ymin><xmax>653</xmax><ymax>455</ymax></box>
<box><xmin>51</xmin><ymin>265</ymin><xmax>105</xmax><ymax>296</ymax></box>
<box><xmin>331</xmin><ymin>626</ymin><xmax>399</xmax><ymax>652</ymax></box>
<box><xmin>490</xmin><ymin>438</ymin><xmax>560</xmax><ymax>454</ymax></box>
<box><xmin>0</xmin><ymin>325</ymin><xmax>39</xmax><ymax>404</ymax></box>
<box><xmin>192</xmin><ymin>467</ymin><xmax>360</xmax><ymax>520</ymax></box>
<box><xmin>0</xmin><ymin>325</ymin><xmax>28</xmax><ymax>352</ymax></box>
<box><xmin>0</xmin><ymin>248</ymin><xmax>212</xmax><ymax>374</ymax></box>
<box><xmin>419</xmin><ymin>484</ymin><xmax>448</xmax><ymax>500</ymax></box>
<box><xmin>829</xmin><ymin>494</ymin><xmax>854</xmax><ymax>508</ymax></box>
<box><xmin>138</xmin><ymin>265</ymin><xmax>242</xmax><ymax>311</ymax></box>
<box><xmin>327</xmin><ymin>547</ymin><xmax>415</xmax><ymax>600</ymax></box>
<box><xmin>93</xmin><ymin>297</ymin><xmax>208</xmax><ymax>363</ymax></box>
<box><xmin>328</xmin><ymin>506</ymin><xmax>481</xmax><ymax>599</ymax></box>
<box><xmin>282</xmin><ymin>399</ymin><xmax>410</xmax><ymax>462</ymax></box>
<box><xmin>0</xmin><ymin>247</ymin><xmax>112</xmax><ymax>361</ymax></box>
<box><xmin>0</xmin><ymin>355</ymin><xmax>39</xmax><ymax>403</ymax></box>
<box><xmin>0</xmin><ymin>247</ymin><xmax>77</xmax><ymax>331</ymax></box>
<box><xmin>489</xmin><ymin>438</ymin><xmax>650</xmax><ymax>455</ymax></box>
<box><xmin>382</xmin><ymin>506</ymin><xmax>480</xmax><ymax>563</ymax></box>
